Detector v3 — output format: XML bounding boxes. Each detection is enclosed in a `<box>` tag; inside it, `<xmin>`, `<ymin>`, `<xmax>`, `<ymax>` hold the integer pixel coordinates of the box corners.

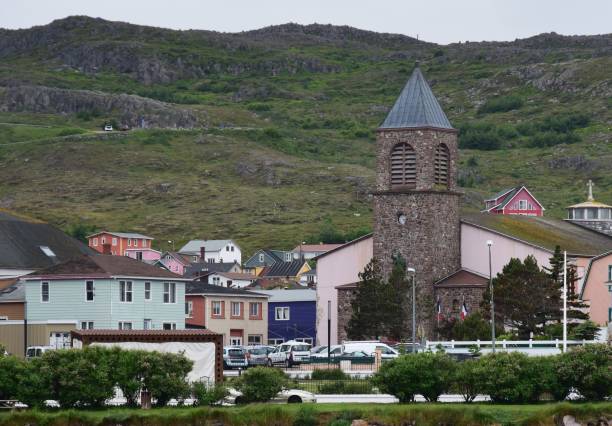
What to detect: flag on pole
<box><xmin>436</xmin><ymin>298</ymin><xmax>443</xmax><ymax>323</ymax></box>
<box><xmin>460</xmin><ymin>302</ymin><xmax>468</xmax><ymax>320</ymax></box>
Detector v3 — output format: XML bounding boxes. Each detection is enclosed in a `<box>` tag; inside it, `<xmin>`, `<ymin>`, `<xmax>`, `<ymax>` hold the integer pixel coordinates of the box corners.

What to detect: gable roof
<box><xmin>23</xmin><ymin>254</ymin><xmax>186</xmax><ymax>280</ymax></box>
<box><xmin>179</xmin><ymin>240</ymin><xmax>236</xmax><ymax>254</ymax></box>
<box><xmin>87</xmin><ymin>231</ymin><xmax>153</xmax><ymax>240</ymax></box>
<box><xmin>0</xmin><ymin>211</ymin><xmax>94</xmax><ymax>270</ymax></box>
<box><xmin>217</xmin><ymin>272</ymin><xmax>257</xmax><ymax>281</ymax></box>
<box><xmin>485</xmin><ymin>187</ymin><xmax>516</xmax><ymax>202</ymax></box>
<box><xmin>434</xmin><ymin>268</ymin><xmax>488</xmax><ymax>288</ymax></box>
<box><xmin>261</xmin><ymin>259</ymin><xmax>308</xmax><ymax>277</ymax></box>
<box><xmin>461</xmin><ymin>212</ymin><xmax>612</xmax><ymax>256</ymax></box>
<box><xmin>161</xmin><ymin>251</ymin><xmax>192</xmax><ymax>266</ymax></box>
<box><xmin>185</xmin><ymin>282</ymin><xmax>268</xmax><ymax>298</ymax></box>
<box><xmin>244</xmin><ymin>249</ymin><xmax>284</xmax><ymax>266</ymax></box>
<box><xmin>313</xmin><ymin>233</ymin><xmax>374</xmax><ymax>261</ymax></box>
<box><xmin>379</xmin><ymin>64</ymin><xmax>453</xmax><ymax>131</ymax></box>
<box><xmin>255</xmin><ymin>289</ymin><xmax>316</xmax><ymax>303</ymax></box>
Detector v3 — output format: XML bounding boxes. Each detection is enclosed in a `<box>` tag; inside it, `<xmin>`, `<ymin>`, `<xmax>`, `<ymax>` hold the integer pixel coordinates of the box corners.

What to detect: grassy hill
<box><xmin>0</xmin><ymin>17</ymin><xmax>610</xmax><ymax>255</ymax></box>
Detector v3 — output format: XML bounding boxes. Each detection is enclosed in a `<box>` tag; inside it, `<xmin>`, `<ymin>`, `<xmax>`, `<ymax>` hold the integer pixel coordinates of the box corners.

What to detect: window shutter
<box><xmin>390</xmin><ymin>143</ymin><xmax>416</xmax><ymax>188</ymax></box>
<box><xmin>434</xmin><ymin>144</ymin><xmax>449</xmax><ymax>186</ymax></box>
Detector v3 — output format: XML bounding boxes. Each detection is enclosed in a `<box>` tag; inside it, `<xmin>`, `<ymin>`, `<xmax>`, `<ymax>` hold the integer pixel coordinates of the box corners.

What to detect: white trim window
<box><xmin>144</xmin><ymin>282</ymin><xmax>151</xmax><ymax>301</ymax></box>
<box><xmin>120</xmin><ymin>281</ymin><xmax>133</xmax><ymax>302</ymax></box>
<box><xmin>285</xmin><ymin>253</ymin><xmax>292</xmax><ymax>261</ymax></box>
<box><xmin>163</xmin><ymin>282</ymin><xmax>176</xmax><ymax>303</ymax></box>
<box><xmin>118</xmin><ymin>321</ymin><xmax>132</xmax><ymax>330</ymax></box>
<box><xmin>80</xmin><ymin>321</ymin><xmax>94</xmax><ymax>330</ymax></box>
<box><xmin>212</xmin><ymin>301</ymin><xmax>222</xmax><ymax>316</ymax></box>
<box><xmin>41</xmin><ymin>281</ymin><xmax>50</xmax><ymax>303</ymax></box>
<box><xmin>268</xmin><ymin>338</ymin><xmax>284</xmax><ymax>345</ymax></box>
<box><xmin>185</xmin><ymin>301</ymin><xmax>193</xmax><ymax>318</ymax></box>
<box><xmin>212</xmin><ymin>276</ymin><xmax>221</xmax><ymax>286</ymax></box>
<box><xmin>85</xmin><ymin>280</ymin><xmax>95</xmax><ymax>301</ymax></box>
<box><xmin>231</xmin><ymin>301</ymin><xmax>241</xmax><ymax>317</ymax></box>
<box><xmin>275</xmin><ymin>306</ymin><xmax>290</xmax><ymax>321</ymax></box>
<box><xmin>127</xmin><ymin>239</ymin><xmax>132</xmax><ymax>247</ymax></box>
<box><xmin>249</xmin><ymin>302</ymin><xmax>260</xmax><ymax>318</ymax></box>
<box><xmin>518</xmin><ymin>200</ymin><xmax>528</xmax><ymax>210</ymax></box>
<box><xmin>163</xmin><ymin>322</ymin><xmax>177</xmax><ymax>330</ymax></box>
<box><xmin>93</xmin><ymin>238</ymin><xmax>98</xmax><ymax>246</ymax></box>
<box><xmin>259</xmin><ymin>253</ymin><xmax>264</xmax><ymax>263</ymax></box>
<box><xmin>112</xmin><ymin>237</ymin><xmax>118</xmax><ymax>246</ymax></box>
<box><xmin>248</xmin><ymin>335</ymin><xmax>262</xmax><ymax>345</ymax></box>
<box><xmin>143</xmin><ymin>319</ymin><xmax>152</xmax><ymax>330</ymax></box>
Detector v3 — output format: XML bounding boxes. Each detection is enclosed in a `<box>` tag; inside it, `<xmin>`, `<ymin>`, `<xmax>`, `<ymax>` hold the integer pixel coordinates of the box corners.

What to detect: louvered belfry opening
<box><xmin>390</xmin><ymin>143</ymin><xmax>416</xmax><ymax>188</ymax></box>
<box><xmin>434</xmin><ymin>143</ymin><xmax>449</xmax><ymax>186</ymax></box>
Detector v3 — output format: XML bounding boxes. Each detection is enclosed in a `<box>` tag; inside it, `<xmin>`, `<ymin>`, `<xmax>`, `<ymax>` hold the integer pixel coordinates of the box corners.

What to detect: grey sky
<box><xmin>2</xmin><ymin>0</ymin><xmax>611</xmax><ymax>45</ymax></box>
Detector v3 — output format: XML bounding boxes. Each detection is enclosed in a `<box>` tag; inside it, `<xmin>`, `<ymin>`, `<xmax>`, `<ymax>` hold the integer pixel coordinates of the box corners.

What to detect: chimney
<box><xmin>200</xmin><ymin>246</ymin><xmax>206</xmax><ymax>262</ymax></box>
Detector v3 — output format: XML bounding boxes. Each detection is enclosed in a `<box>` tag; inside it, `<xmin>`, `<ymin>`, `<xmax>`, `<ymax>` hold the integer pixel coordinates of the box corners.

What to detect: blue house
<box><xmin>256</xmin><ymin>289</ymin><xmax>316</xmax><ymax>346</ymax></box>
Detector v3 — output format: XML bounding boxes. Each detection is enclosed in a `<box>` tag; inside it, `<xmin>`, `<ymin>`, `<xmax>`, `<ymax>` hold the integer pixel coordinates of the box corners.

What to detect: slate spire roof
<box><xmin>379</xmin><ymin>63</ymin><xmax>453</xmax><ymax>130</ymax></box>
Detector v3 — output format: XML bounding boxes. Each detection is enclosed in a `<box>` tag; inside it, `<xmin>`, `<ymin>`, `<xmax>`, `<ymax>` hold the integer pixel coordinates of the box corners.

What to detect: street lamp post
<box><xmin>327</xmin><ymin>300</ymin><xmax>331</xmax><ymax>364</ymax></box>
<box><xmin>487</xmin><ymin>240</ymin><xmax>495</xmax><ymax>353</ymax></box>
<box><xmin>406</xmin><ymin>267</ymin><xmax>416</xmax><ymax>353</ymax></box>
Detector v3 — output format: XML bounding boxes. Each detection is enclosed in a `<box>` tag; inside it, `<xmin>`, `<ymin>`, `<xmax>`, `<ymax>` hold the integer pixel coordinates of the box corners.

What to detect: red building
<box><xmin>87</xmin><ymin>231</ymin><xmax>154</xmax><ymax>256</ymax></box>
<box><xmin>483</xmin><ymin>186</ymin><xmax>544</xmax><ymax>217</ymax></box>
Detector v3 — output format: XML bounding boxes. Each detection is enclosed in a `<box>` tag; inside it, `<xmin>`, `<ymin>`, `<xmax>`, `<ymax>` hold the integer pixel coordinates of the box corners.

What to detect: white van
<box><xmin>267</xmin><ymin>340</ymin><xmax>311</xmax><ymax>367</ymax></box>
<box><xmin>341</xmin><ymin>341</ymin><xmax>399</xmax><ymax>359</ymax></box>
<box><xmin>26</xmin><ymin>346</ymin><xmax>55</xmax><ymax>359</ymax></box>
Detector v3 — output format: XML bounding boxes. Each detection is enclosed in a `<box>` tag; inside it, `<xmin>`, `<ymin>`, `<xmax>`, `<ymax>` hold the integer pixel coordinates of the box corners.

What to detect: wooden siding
<box><xmin>0</xmin><ymin>322</ymin><xmax>75</xmax><ymax>357</ymax></box>
<box><xmin>0</xmin><ymin>302</ymin><xmax>24</xmax><ymax>320</ymax></box>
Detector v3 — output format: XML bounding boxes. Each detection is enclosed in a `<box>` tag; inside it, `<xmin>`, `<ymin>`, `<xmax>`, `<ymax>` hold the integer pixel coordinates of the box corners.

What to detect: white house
<box><xmin>179</xmin><ymin>240</ymin><xmax>241</xmax><ymax>264</ymax></box>
<box><xmin>209</xmin><ymin>272</ymin><xmax>256</xmax><ymax>289</ymax></box>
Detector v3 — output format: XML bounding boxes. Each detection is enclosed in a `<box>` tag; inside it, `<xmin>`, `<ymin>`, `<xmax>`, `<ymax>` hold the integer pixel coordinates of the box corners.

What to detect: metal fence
<box><xmin>291</xmin><ymin>378</ymin><xmax>376</xmax><ymax>394</ymax></box>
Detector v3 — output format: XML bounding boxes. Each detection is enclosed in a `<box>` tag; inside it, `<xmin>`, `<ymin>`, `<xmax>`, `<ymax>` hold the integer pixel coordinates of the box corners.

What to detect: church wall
<box><xmin>434</xmin><ymin>286</ymin><xmax>486</xmax><ymax>322</ymax></box>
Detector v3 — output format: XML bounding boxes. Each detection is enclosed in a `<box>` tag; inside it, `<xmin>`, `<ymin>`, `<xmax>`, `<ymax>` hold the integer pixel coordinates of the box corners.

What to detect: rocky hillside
<box><xmin>0</xmin><ymin>16</ymin><xmax>610</xmax><ymax>254</ymax></box>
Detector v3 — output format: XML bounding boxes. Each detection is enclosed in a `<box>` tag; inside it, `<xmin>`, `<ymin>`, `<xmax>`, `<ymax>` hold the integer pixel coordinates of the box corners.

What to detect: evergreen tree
<box><xmin>386</xmin><ymin>254</ymin><xmax>411</xmax><ymax>341</ymax></box>
<box><xmin>545</xmin><ymin>245</ymin><xmax>589</xmax><ymax>322</ymax></box>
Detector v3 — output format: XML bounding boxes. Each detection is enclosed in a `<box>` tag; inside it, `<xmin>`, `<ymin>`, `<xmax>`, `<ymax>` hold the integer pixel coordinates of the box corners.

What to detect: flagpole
<box><xmin>563</xmin><ymin>250</ymin><xmax>567</xmax><ymax>353</ymax></box>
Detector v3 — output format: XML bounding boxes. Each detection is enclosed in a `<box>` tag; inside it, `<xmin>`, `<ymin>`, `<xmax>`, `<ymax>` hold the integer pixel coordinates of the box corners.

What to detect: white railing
<box><xmin>424</xmin><ymin>339</ymin><xmax>600</xmax><ymax>355</ymax></box>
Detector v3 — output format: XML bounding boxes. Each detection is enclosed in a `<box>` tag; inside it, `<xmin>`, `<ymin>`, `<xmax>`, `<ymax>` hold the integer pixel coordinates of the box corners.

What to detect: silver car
<box><xmin>245</xmin><ymin>345</ymin><xmax>275</xmax><ymax>366</ymax></box>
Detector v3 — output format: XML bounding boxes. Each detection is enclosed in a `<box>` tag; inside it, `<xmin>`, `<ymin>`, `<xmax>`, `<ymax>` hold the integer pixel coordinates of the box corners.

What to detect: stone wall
<box><xmin>336</xmin><ymin>286</ymin><xmax>357</xmax><ymax>343</ymax></box>
<box><xmin>434</xmin><ymin>286</ymin><xmax>486</xmax><ymax>320</ymax></box>
<box><xmin>568</xmin><ymin>220</ymin><xmax>612</xmax><ymax>236</ymax></box>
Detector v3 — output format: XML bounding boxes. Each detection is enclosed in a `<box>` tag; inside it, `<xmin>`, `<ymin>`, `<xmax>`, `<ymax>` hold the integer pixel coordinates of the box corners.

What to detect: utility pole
<box><xmin>487</xmin><ymin>240</ymin><xmax>496</xmax><ymax>353</ymax></box>
<box><xmin>327</xmin><ymin>300</ymin><xmax>331</xmax><ymax>365</ymax></box>
<box><xmin>406</xmin><ymin>267</ymin><xmax>416</xmax><ymax>353</ymax></box>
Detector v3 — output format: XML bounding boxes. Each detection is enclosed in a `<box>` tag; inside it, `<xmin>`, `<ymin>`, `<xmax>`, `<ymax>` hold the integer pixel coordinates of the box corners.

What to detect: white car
<box><xmin>224</xmin><ymin>388</ymin><xmax>315</xmax><ymax>405</ymax></box>
<box><xmin>341</xmin><ymin>341</ymin><xmax>399</xmax><ymax>359</ymax></box>
<box><xmin>104</xmin><ymin>124</ymin><xmax>113</xmax><ymax>131</ymax></box>
<box><xmin>310</xmin><ymin>345</ymin><xmax>343</xmax><ymax>359</ymax></box>
<box><xmin>267</xmin><ymin>340</ymin><xmax>311</xmax><ymax>367</ymax></box>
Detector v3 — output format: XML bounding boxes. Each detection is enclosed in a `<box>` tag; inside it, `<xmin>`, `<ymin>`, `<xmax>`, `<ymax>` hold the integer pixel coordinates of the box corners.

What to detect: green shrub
<box><xmin>311</xmin><ymin>368</ymin><xmax>347</xmax><ymax>380</ymax></box>
<box><xmin>191</xmin><ymin>382</ymin><xmax>228</xmax><ymax>406</ymax></box>
<box><xmin>453</xmin><ymin>359</ymin><xmax>487</xmax><ymax>402</ymax></box>
<box><xmin>107</xmin><ymin>348</ymin><xmax>145</xmax><ymax>406</ymax></box>
<box><xmin>570</xmin><ymin>320</ymin><xmax>600</xmax><ymax>340</ymax></box>
<box><xmin>458</xmin><ymin>123</ymin><xmax>502</xmax><ymax>150</ymax></box>
<box><xmin>293</xmin><ymin>405</ymin><xmax>317</xmax><ymax>426</ymax></box>
<box><xmin>529</xmin><ymin>131</ymin><xmax>580</xmax><ymax>147</ymax></box>
<box><xmin>140</xmin><ymin>351</ymin><xmax>193</xmax><ymax>406</ymax></box>
<box><xmin>235</xmin><ymin>366</ymin><xmax>288</xmax><ymax>403</ymax></box>
<box><xmin>478</xmin><ymin>95</ymin><xmax>523</xmax><ymax>114</ymax></box>
<box><xmin>556</xmin><ymin>344</ymin><xmax>612</xmax><ymax>401</ymax></box>
<box><xmin>373</xmin><ymin>353</ymin><xmax>455</xmax><ymax>402</ymax></box>
<box><xmin>0</xmin><ymin>356</ymin><xmax>21</xmax><ymax>399</ymax></box>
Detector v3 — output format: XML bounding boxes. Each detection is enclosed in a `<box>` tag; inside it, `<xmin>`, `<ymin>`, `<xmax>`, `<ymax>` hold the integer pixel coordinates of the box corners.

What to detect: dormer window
<box><xmin>390</xmin><ymin>143</ymin><xmax>416</xmax><ymax>188</ymax></box>
<box><xmin>434</xmin><ymin>143</ymin><xmax>449</xmax><ymax>187</ymax></box>
<box><xmin>259</xmin><ymin>254</ymin><xmax>265</xmax><ymax>262</ymax></box>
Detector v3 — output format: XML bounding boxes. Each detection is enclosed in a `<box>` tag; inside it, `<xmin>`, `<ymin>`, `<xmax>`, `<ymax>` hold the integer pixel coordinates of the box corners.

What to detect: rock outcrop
<box><xmin>0</xmin><ymin>85</ymin><xmax>201</xmax><ymax>129</ymax></box>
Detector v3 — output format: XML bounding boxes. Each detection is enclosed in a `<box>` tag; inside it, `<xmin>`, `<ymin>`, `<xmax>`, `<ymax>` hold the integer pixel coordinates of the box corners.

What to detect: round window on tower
<box><xmin>398</xmin><ymin>213</ymin><xmax>407</xmax><ymax>225</ymax></box>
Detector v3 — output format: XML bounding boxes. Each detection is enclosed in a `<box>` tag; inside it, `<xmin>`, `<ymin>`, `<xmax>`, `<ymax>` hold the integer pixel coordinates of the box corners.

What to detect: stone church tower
<box><xmin>372</xmin><ymin>64</ymin><xmax>461</xmax><ymax>337</ymax></box>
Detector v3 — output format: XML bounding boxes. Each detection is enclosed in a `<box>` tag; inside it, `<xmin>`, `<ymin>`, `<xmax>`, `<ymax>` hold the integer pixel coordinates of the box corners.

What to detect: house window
<box><xmin>163</xmin><ymin>322</ymin><xmax>177</xmax><ymax>330</ymax></box>
<box><xmin>259</xmin><ymin>254</ymin><xmax>264</xmax><ymax>263</ymax></box>
<box><xmin>80</xmin><ymin>321</ymin><xmax>94</xmax><ymax>330</ymax></box>
<box><xmin>227</xmin><ymin>280</ymin><xmax>233</xmax><ymax>287</ymax></box>
<box><xmin>212</xmin><ymin>276</ymin><xmax>221</xmax><ymax>286</ymax></box>
<box><xmin>608</xmin><ymin>265</ymin><xmax>612</xmax><ymax>282</ymax></box>
<box><xmin>249</xmin><ymin>302</ymin><xmax>261</xmax><ymax>319</ymax></box>
<box><xmin>120</xmin><ymin>281</ymin><xmax>133</xmax><ymax>302</ymax></box>
<box><xmin>144</xmin><ymin>319</ymin><xmax>152</xmax><ymax>329</ymax></box>
<box><xmin>41</xmin><ymin>281</ymin><xmax>49</xmax><ymax>302</ymax></box>
<box><xmin>434</xmin><ymin>143</ymin><xmax>449</xmax><ymax>186</ymax></box>
<box><xmin>112</xmin><ymin>237</ymin><xmax>118</xmax><ymax>246</ymax></box>
<box><xmin>207</xmin><ymin>258</ymin><xmax>215</xmax><ymax>263</ymax></box>
<box><xmin>163</xmin><ymin>282</ymin><xmax>176</xmax><ymax>303</ymax></box>
<box><xmin>268</xmin><ymin>338</ymin><xmax>284</xmax><ymax>345</ymax></box>
<box><xmin>231</xmin><ymin>246</ymin><xmax>235</xmax><ymax>252</ymax></box>
<box><xmin>101</xmin><ymin>237</ymin><xmax>106</xmax><ymax>244</ymax></box>
<box><xmin>230</xmin><ymin>302</ymin><xmax>242</xmax><ymax>318</ymax></box>
<box><xmin>226</xmin><ymin>246</ymin><xmax>230</xmax><ymax>252</ymax></box>
<box><xmin>136</xmin><ymin>251</ymin><xmax>143</xmax><ymax>261</ymax></box>
<box><xmin>519</xmin><ymin>200</ymin><xmax>528</xmax><ymax>210</ymax></box>
<box><xmin>93</xmin><ymin>238</ymin><xmax>98</xmax><ymax>246</ymax></box>
<box><xmin>390</xmin><ymin>143</ymin><xmax>416</xmax><ymax>188</ymax></box>
<box><xmin>127</xmin><ymin>239</ymin><xmax>132</xmax><ymax>247</ymax></box>
<box><xmin>248</xmin><ymin>335</ymin><xmax>262</xmax><ymax>345</ymax></box>
<box><xmin>193</xmin><ymin>256</ymin><xmax>198</xmax><ymax>262</ymax></box>
<box><xmin>186</xmin><ymin>301</ymin><xmax>193</xmax><ymax>318</ymax></box>
<box><xmin>118</xmin><ymin>321</ymin><xmax>132</xmax><ymax>330</ymax></box>
<box><xmin>285</xmin><ymin>253</ymin><xmax>292</xmax><ymax>261</ymax></box>
<box><xmin>85</xmin><ymin>281</ymin><xmax>95</xmax><ymax>301</ymax></box>
<box><xmin>295</xmin><ymin>338</ymin><xmax>313</xmax><ymax>345</ymax></box>
<box><xmin>134</xmin><ymin>239</ymin><xmax>139</xmax><ymax>248</ymax></box>
<box><xmin>212</xmin><ymin>301</ymin><xmax>222</xmax><ymax>317</ymax></box>
<box><xmin>307</xmin><ymin>275</ymin><xmax>315</xmax><ymax>284</ymax></box>
<box><xmin>143</xmin><ymin>282</ymin><xmax>151</xmax><ymax>300</ymax></box>
<box><xmin>275</xmin><ymin>307</ymin><xmax>290</xmax><ymax>321</ymax></box>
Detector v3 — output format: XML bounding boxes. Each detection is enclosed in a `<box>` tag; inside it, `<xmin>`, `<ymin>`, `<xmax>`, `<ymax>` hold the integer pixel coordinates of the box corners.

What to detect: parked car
<box><xmin>25</xmin><ymin>346</ymin><xmax>54</xmax><ymax>359</ymax></box>
<box><xmin>267</xmin><ymin>340</ymin><xmax>311</xmax><ymax>367</ymax></box>
<box><xmin>334</xmin><ymin>350</ymin><xmax>375</xmax><ymax>363</ymax></box>
<box><xmin>224</xmin><ymin>388</ymin><xmax>315</xmax><ymax>405</ymax></box>
<box><xmin>223</xmin><ymin>346</ymin><xmax>248</xmax><ymax>369</ymax></box>
<box><xmin>245</xmin><ymin>345</ymin><xmax>275</xmax><ymax>366</ymax></box>
<box><xmin>310</xmin><ymin>345</ymin><xmax>343</xmax><ymax>359</ymax></box>
<box><xmin>103</xmin><ymin>124</ymin><xmax>113</xmax><ymax>131</ymax></box>
<box><xmin>392</xmin><ymin>342</ymin><xmax>424</xmax><ymax>353</ymax></box>
<box><xmin>341</xmin><ymin>341</ymin><xmax>399</xmax><ymax>359</ymax></box>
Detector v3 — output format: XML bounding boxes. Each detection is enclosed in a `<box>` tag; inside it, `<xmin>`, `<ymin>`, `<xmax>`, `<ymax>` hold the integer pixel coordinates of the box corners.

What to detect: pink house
<box><xmin>483</xmin><ymin>186</ymin><xmax>544</xmax><ymax>217</ymax></box>
<box><xmin>158</xmin><ymin>252</ymin><xmax>192</xmax><ymax>275</ymax></box>
<box><xmin>580</xmin><ymin>251</ymin><xmax>612</xmax><ymax>325</ymax></box>
<box><xmin>125</xmin><ymin>248</ymin><xmax>161</xmax><ymax>263</ymax></box>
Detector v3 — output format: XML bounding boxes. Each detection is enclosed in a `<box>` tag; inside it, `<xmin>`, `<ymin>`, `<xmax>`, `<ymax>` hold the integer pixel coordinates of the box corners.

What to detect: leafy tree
<box><xmin>235</xmin><ymin>366</ymin><xmax>288</xmax><ymax>403</ymax></box>
<box><xmin>191</xmin><ymin>382</ymin><xmax>228</xmax><ymax>406</ymax></box>
<box><xmin>436</xmin><ymin>312</ymin><xmax>502</xmax><ymax>341</ymax></box>
<box><xmin>108</xmin><ymin>348</ymin><xmax>145</xmax><ymax>406</ymax></box>
<box><xmin>453</xmin><ymin>358</ymin><xmax>488</xmax><ymax>402</ymax></box>
<box><xmin>0</xmin><ymin>356</ymin><xmax>21</xmax><ymax>399</ymax></box>
<box><xmin>373</xmin><ymin>352</ymin><xmax>456</xmax><ymax>402</ymax></box>
<box><xmin>140</xmin><ymin>351</ymin><xmax>193</xmax><ymax>406</ymax></box>
<box><xmin>556</xmin><ymin>344</ymin><xmax>612</xmax><ymax>401</ymax></box>
<box><xmin>481</xmin><ymin>256</ymin><xmax>558</xmax><ymax>338</ymax></box>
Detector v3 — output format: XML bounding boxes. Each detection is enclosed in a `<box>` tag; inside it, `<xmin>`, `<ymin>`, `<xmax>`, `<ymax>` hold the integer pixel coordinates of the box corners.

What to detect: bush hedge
<box><xmin>0</xmin><ymin>347</ymin><xmax>194</xmax><ymax>408</ymax></box>
<box><xmin>235</xmin><ymin>366</ymin><xmax>288</xmax><ymax>403</ymax></box>
<box><xmin>373</xmin><ymin>344</ymin><xmax>611</xmax><ymax>403</ymax></box>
